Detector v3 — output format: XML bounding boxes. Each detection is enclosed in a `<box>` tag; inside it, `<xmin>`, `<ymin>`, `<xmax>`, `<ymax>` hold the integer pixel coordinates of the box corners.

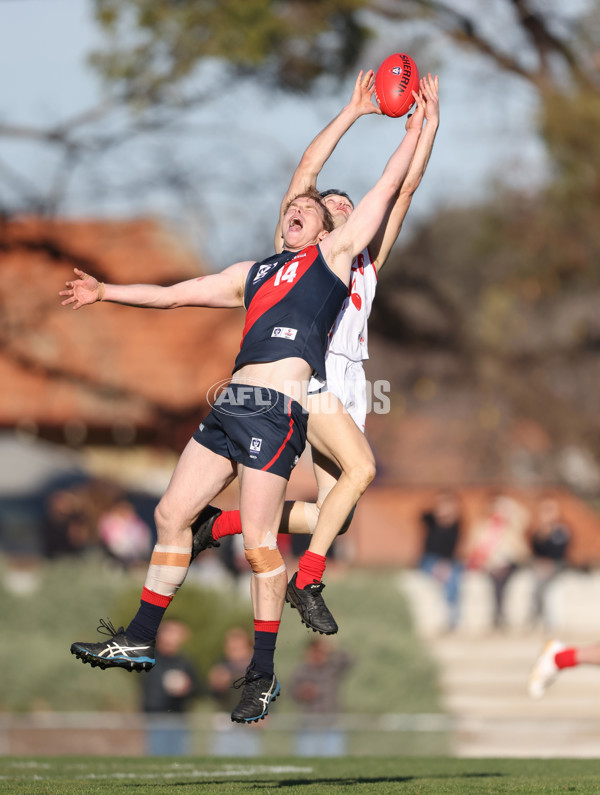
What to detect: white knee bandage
<box><xmin>144</xmin><ymin>544</ymin><xmax>191</xmax><ymax>597</ymax></box>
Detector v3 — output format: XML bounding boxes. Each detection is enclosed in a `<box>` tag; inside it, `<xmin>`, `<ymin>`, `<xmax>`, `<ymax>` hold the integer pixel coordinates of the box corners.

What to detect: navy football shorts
<box><xmin>192</xmin><ymin>383</ymin><xmax>308</xmax><ymax>480</ymax></box>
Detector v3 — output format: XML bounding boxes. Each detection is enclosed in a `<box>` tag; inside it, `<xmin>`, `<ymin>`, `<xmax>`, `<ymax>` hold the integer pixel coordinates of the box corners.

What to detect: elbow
<box><xmin>297</xmin><ymin>154</ymin><xmax>319</xmax><ymax>183</ymax></box>
<box><xmin>400</xmin><ymin>168</ymin><xmax>426</xmax><ymax>198</ymax></box>
<box><xmin>400</xmin><ymin>179</ymin><xmax>420</xmax><ymax>199</ymax></box>
<box><xmin>157</xmin><ymin>298</ymin><xmax>177</xmax><ymax>310</ymax></box>
<box><xmin>383</xmin><ymin>181</ymin><xmax>402</xmax><ymax>202</ymax></box>
<box><xmin>162</xmin><ymin>288</ymin><xmax>184</xmax><ymax>309</ymax></box>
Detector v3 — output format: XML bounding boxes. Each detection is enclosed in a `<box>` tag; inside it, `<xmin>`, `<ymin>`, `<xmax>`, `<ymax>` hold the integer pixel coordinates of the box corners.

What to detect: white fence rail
<box><xmin>0</xmin><ymin>712</ymin><xmax>452</xmax><ymax>757</ymax></box>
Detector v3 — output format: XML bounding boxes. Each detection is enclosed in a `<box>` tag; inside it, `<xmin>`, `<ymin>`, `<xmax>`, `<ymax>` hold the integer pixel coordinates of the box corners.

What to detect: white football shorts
<box><xmin>307</xmin><ymin>352</ymin><xmax>367</xmax><ymax>432</ymax></box>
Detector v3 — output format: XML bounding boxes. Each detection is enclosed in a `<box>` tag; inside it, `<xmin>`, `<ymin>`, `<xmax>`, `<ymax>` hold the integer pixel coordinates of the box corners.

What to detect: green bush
<box><xmin>0</xmin><ymin>553</ymin><xmax>251</xmax><ymax>712</ymax></box>
<box><xmin>274</xmin><ymin>571</ymin><xmax>443</xmax><ymax>715</ymax></box>
<box><xmin>111</xmin><ymin>578</ymin><xmax>253</xmax><ymax>681</ymax></box>
<box><xmin>0</xmin><ymin>556</ymin><xmax>441</xmax><ymax>715</ymax></box>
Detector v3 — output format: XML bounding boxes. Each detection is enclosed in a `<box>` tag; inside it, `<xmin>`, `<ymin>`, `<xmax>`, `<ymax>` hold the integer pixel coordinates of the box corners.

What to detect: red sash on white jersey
<box><xmin>327</xmin><ymin>247</ymin><xmax>377</xmax><ymax>362</ymax></box>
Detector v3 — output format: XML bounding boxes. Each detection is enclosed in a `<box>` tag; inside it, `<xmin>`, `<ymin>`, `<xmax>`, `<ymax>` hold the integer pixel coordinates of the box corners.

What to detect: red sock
<box><xmin>212</xmin><ymin>510</ymin><xmax>242</xmax><ymax>540</ymax></box>
<box><xmin>555</xmin><ymin>648</ymin><xmax>578</xmax><ymax>668</ymax></box>
<box><xmin>296</xmin><ymin>550</ymin><xmax>326</xmax><ymax>589</ymax></box>
<box><xmin>254</xmin><ymin>619</ymin><xmax>281</xmax><ymax>634</ymax></box>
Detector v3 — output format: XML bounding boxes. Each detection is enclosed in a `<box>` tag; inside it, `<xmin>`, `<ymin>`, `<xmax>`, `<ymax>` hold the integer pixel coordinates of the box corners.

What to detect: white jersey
<box><xmin>307</xmin><ymin>247</ymin><xmax>378</xmax><ymax>430</ymax></box>
<box><xmin>327</xmin><ymin>247</ymin><xmax>378</xmax><ymax>362</ymax></box>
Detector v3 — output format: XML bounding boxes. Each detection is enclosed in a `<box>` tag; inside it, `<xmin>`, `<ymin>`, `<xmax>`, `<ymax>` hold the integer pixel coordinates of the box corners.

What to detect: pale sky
<box><xmin>0</xmin><ymin>0</ymin><xmax>550</xmax><ymax>268</ymax></box>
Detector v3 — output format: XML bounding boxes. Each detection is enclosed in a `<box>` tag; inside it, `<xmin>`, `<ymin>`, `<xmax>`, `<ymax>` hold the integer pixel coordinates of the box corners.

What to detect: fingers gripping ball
<box><xmin>374</xmin><ymin>53</ymin><xmax>420</xmax><ymax>118</ymax></box>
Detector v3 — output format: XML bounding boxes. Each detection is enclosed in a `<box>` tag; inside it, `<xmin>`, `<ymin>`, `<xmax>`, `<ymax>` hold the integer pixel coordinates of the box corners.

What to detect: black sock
<box><xmin>126</xmin><ymin>601</ymin><xmax>166</xmax><ymax>643</ymax></box>
<box><xmin>251</xmin><ymin>630</ymin><xmax>277</xmax><ymax>676</ymax></box>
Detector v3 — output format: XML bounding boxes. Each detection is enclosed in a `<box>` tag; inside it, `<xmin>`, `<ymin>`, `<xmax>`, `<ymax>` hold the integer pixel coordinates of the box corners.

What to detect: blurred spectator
<box><xmin>140</xmin><ymin>619</ymin><xmax>201</xmax><ymax>756</ymax></box>
<box><xmin>418</xmin><ymin>491</ymin><xmax>464</xmax><ymax>632</ymax></box>
<box><xmin>43</xmin><ymin>488</ymin><xmax>93</xmax><ymax>557</ymax></box>
<box><xmin>98</xmin><ymin>498</ymin><xmax>152</xmax><ymax>569</ymax></box>
<box><xmin>466</xmin><ymin>493</ymin><xmax>531</xmax><ymax>630</ymax></box>
<box><xmin>208</xmin><ymin>627</ymin><xmax>254</xmax><ymax>711</ymax></box>
<box><xmin>290</xmin><ymin>637</ymin><xmax>354</xmax><ymax>756</ymax></box>
<box><xmin>529</xmin><ymin>497</ymin><xmax>571</xmax><ymax>630</ymax></box>
<box><xmin>208</xmin><ymin>627</ymin><xmax>261</xmax><ymax>756</ymax></box>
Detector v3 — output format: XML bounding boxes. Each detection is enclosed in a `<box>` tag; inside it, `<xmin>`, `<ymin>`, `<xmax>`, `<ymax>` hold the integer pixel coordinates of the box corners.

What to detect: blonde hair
<box><xmin>285</xmin><ymin>188</ymin><xmax>334</xmax><ymax>233</ymax></box>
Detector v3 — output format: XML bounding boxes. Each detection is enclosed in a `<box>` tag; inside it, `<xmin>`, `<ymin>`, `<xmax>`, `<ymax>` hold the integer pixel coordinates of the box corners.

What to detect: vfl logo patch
<box><xmin>392</xmin><ymin>66</ymin><xmax>403</xmax><ymax>75</ymax></box>
<box><xmin>253</xmin><ymin>262</ymin><xmax>277</xmax><ymax>283</ymax></box>
<box><xmin>249</xmin><ymin>438</ymin><xmax>262</xmax><ymax>453</ymax></box>
<box><xmin>272</xmin><ymin>326</ymin><xmax>297</xmax><ymax>340</ymax></box>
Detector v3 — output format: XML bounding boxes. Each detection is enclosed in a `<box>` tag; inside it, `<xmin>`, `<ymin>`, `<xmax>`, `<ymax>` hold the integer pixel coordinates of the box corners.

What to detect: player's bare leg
<box><xmin>71</xmin><ymin>440</ymin><xmax>236</xmax><ymax>671</ymax></box>
<box><xmin>281</xmin><ymin>391</ymin><xmax>374</xmax><ymax>536</ymax></box>
<box><xmin>231</xmin><ymin>464</ymin><xmax>287</xmax><ymax>723</ymax></box>
<box><xmin>155</xmin><ymin>439</ymin><xmax>237</xmax><ymax>546</ymax></box>
<box><xmin>304</xmin><ymin>392</ymin><xmax>374</xmax><ymax>553</ymax></box>
<box><xmin>190</xmin><ymin>394</ymin><xmax>375</xmax><ymax>633</ymax></box>
<box><xmin>285</xmin><ymin>393</ymin><xmax>375</xmax><ymax>633</ymax></box>
<box><xmin>193</xmin><ymin>390</ymin><xmax>371</xmax><ymax>546</ymax></box>
<box><xmin>238</xmin><ymin>464</ymin><xmax>288</xmax><ymax>621</ymax></box>
<box><xmin>279</xmin><ymin>452</ymin><xmax>341</xmax><ymax>536</ymax></box>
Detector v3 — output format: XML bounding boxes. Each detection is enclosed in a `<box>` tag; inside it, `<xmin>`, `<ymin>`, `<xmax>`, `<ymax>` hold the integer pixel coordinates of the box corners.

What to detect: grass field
<box><xmin>1</xmin><ymin>756</ymin><xmax>600</xmax><ymax>793</ymax></box>
<box><xmin>5</xmin><ymin>562</ymin><xmax>598</xmax><ymax>791</ymax></box>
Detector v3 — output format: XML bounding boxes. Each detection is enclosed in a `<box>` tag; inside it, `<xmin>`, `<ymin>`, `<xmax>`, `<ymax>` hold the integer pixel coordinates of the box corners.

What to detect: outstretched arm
<box><xmin>273</xmin><ymin>69</ymin><xmax>381</xmax><ymax>252</ymax></box>
<box><xmin>321</xmin><ymin>89</ymin><xmax>426</xmax><ymax>280</ymax></box>
<box><xmin>370</xmin><ymin>73</ymin><xmax>439</xmax><ymax>271</ymax></box>
<box><xmin>59</xmin><ymin>262</ymin><xmax>252</xmax><ymax>311</ymax></box>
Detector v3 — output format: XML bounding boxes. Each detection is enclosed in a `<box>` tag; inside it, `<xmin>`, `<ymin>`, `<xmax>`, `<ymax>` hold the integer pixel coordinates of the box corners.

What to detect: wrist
<box><xmin>97</xmin><ymin>282</ymin><xmax>105</xmax><ymax>301</ymax></box>
<box><xmin>342</xmin><ymin>104</ymin><xmax>362</xmax><ymax>123</ymax></box>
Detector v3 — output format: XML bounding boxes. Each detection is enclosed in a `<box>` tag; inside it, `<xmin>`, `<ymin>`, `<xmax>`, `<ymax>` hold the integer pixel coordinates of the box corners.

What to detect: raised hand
<box><xmin>420</xmin><ymin>73</ymin><xmax>439</xmax><ymax>124</ymax></box>
<box><xmin>405</xmin><ymin>88</ymin><xmax>425</xmax><ymax>133</ymax></box>
<box><xmin>59</xmin><ymin>268</ymin><xmax>104</xmax><ymax>310</ymax></box>
<box><xmin>348</xmin><ymin>69</ymin><xmax>383</xmax><ymax>117</ymax></box>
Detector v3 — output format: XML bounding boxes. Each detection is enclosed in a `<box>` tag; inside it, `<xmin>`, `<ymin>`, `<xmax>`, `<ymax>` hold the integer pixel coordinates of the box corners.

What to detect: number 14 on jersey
<box><xmin>273</xmin><ymin>262</ymin><xmax>298</xmax><ymax>287</ymax></box>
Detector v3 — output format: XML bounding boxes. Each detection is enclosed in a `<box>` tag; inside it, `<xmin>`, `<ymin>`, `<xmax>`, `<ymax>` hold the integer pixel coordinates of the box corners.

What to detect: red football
<box><xmin>374</xmin><ymin>53</ymin><xmax>420</xmax><ymax>118</ymax></box>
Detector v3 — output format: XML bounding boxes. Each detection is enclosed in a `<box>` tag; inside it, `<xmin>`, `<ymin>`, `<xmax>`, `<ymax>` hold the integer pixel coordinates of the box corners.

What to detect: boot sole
<box><xmin>70</xmin><ymin>645</ymin><xmax>154</xmax><ymax>673</ymax></box>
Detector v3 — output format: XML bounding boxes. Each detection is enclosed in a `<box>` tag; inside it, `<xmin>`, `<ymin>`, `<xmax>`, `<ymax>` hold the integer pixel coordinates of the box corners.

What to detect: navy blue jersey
<box><xmin>233</xmin><ymin>245</ymin><xmax>347</xmax><ymax>381</ymax></box>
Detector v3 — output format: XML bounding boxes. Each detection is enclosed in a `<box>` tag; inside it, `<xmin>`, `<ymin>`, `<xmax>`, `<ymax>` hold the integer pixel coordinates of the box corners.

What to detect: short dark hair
<box><xmin>285</xmin><ymin>188</ymin><xmax>334</xmax><ymax>232</ymax></box>
<box><xmin>319</xmin><ymin>189</ymin><xmax>354</xmax><ymax>208</ymax></box>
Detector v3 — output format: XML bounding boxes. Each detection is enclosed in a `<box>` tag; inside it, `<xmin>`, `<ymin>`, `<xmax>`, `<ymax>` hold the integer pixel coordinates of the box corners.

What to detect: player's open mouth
<box><xmin>288</xmin><ymin>217</ymin><xmax>303</xmax><ymax>230</ymax></box>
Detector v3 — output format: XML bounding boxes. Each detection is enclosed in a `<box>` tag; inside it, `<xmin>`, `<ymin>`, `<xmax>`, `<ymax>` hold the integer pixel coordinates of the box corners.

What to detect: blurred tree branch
<box><xmin>2</xmin><ymin>0</ymin><xmax>600</xmax><ymax>486</ymax></box>
<box><xmin>1</xmin><ymin>0</ymin><xmax>598</xmax><ymax>217</ymax></box>
<box><xmin>371</xmin><ymin>0</ymin><xmax>599</xmax><ymax>91</ymax></box>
